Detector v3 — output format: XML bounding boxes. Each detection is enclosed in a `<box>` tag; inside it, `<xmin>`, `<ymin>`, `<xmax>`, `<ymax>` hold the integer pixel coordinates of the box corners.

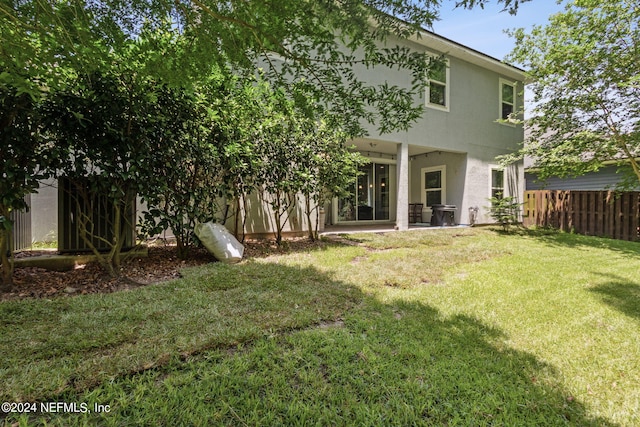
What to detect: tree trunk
<box><xmin>629</xmin><ymin>157</ymin><xmax>640</xmax><ymax>187</ymax></box>
<box><xmin>234</xmin><ymin>197</ymin><xmax>241</xmax><ymax>241</ymax></box>
<box><xmin>72</xmin><ymin>184</ymin><xmax>118</xmax><ymax>277</ymax></box>
<box><xmin>304</xmin><ymin>194</ymin><xmax>316</xmax><ymax>241</ymax></box>
<box><xmin>240</xmin><ymin>195</ymin><xmax>248</xmax><ymax>243</ymax></box>
<box><xmin>0</xmin><ymin>229</ymin><xmax>13</xmax><ymax>291</ymax></box>
<box><xmin>111</xmin><ymin>201</ymin><xmax>124</xmax><ymax>272</ymax></box>
<box><xmin>273</xmin><ymin>195</ymin><xmax>283</xmax><ymax>246</ymax></box>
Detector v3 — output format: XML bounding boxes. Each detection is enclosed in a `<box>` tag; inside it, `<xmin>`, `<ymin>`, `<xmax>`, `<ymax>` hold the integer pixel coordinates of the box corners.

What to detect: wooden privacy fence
<box><xmin>523</xmin><ymin>190</ymin><xmax>640</xmax><ymax>242</ymax></box>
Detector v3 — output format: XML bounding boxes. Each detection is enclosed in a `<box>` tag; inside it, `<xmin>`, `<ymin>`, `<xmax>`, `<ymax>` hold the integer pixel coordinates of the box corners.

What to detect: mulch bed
<box><xmin>2</xmin><ymin>238</ymin><xmax>337</xmax><ymax>302</ymax></box>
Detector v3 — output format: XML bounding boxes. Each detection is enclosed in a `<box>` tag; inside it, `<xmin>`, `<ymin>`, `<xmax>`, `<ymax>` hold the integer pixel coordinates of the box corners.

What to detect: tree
<box><xmin>212</xmin><ymin>77</ymin><xmax>269</xmax><ymax>242</ymax></box>
<box><xmin>0</xmin><ymin>87</ymin><xmax>66</xmax><ymax>289</ymax></box>
<box><xmin>252</xmin><ymin>87</ymin><xmax>307</xmax><ymax>246</ymax></box>
<box><xmin>3</xmin><ymin>0</ymin><xmax>525</xmax><ymax>139</ymax></box>
<box><xmin>487</xmin><ymin>193</ymin><xmax>521</xmax><ymax>232</ymax></box>
<box><xmin>298</xmin><ymin>117</ymin><xmax>367</xmax><ymax>241</ymax></box>
<box><xmin>506</xmin><ymin>0</ymin><xmax>640</xmax><ymax>189</ymax></box>
<box><xmin>42</xmin><ymin>69</ymin><xmax>168</xmax><ymax>277</ymax></box>
<box><xmin>140</xmin><ymin>83</ymin><xmax>226</xmax><ymax>259</ymax></box>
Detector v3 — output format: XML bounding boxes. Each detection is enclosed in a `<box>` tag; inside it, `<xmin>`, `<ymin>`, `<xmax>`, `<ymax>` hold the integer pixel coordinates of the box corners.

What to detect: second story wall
<box><xmin>356</xmin><ymin>31</ymin><xmax>524</xmax><ymax>155</ymax></box>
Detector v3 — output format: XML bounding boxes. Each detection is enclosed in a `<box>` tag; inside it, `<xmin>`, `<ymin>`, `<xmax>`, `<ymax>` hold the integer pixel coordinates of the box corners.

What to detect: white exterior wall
<box><xmin>31</xmin><ymin>179</ymin><xmax>58</xmax><ymax>243</ymax></box>
<box><xmin>339</xmin><ymin>31</ymin><xmax>525</xmax><ymax>227</ymax></box>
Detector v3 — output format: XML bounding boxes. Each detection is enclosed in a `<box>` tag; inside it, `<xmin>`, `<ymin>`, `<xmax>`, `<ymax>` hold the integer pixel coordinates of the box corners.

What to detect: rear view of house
<box><xmin>21</xmin><ymin>27</ymin><xmax>525</xmax><ymax>245</ymax></box>
<box><xmin>325</xmin><ymin>29</ymin><xmax>525</xmax><ymax>230</ymax></box>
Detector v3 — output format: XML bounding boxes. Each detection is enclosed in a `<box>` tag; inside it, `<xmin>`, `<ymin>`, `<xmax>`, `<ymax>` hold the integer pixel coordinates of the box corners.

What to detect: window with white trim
<box><xmin>490</xmin><ymin>167</ymin><xmax>505</xmax><ymax>199</ymax></box>
<box><xmin>499</xmin><ymin>79</ymin><xmax>516</xmax><ymax>122</ymax></box>
<box><xmin>427</xmin><ymin>57</ymin><xmax>449</xmax><ymax>110</ymax></box>
<box><xmin>421</xmin><ymin>166</ymin><xmax>446</xmax><ymax>208</ymax></box>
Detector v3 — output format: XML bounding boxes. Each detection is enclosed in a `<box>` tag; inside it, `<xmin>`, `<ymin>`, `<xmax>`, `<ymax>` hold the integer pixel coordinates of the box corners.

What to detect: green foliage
<box><xmin>205</xmin><ymin>77</ymin><xmax>367</xmax><ymax>245</ymax></box>
<box><xmin>139</xmin><ymin>82</ymin><xmax>227</xmax><ymax>259</ymax></box>
<box><xmin>0</xmin><ymin>0</ymin><xmax>527</xmax><ymax>281</ymax></box>
<box><xmin>42</xmin><ymin>67</ymin><xmax>165</xmax><ymax>275</ymax></box>
<box><xmin>1</xmin><ymin>0</ymin><xmax>491</xmax><ymax>137</ymax></box>
<box><xmin>300</xmin><ymin>119</ymin><xmax>367</xmax><ymax>240</ymax></box>
<box><xmin>506</xmin><ymin>0</ymin><xmax>640</xmax><ymax>189</ymax></box>
<box><xmin>487</xmin><ymin>194</ymin><xmax>521</xmax><ymax>231</ymax></box>
<box><xmin>455</xmin><ymin>0</ymin><xmax>529</xmax><ymax>14</ymax></box>
<box><xmin>252</xmin><ymin>86</ymin><xmax>311</xmax><ymax>245</ymax></box>
<box><xmin>0</xmin><ymin>85</ymin><xmax>65</xmax><ymax>288</ymax></box>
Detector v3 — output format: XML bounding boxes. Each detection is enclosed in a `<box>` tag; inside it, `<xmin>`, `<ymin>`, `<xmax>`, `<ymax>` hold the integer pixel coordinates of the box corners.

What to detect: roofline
<box><xmin>368</xmin><ymin>10</ymin><xmax>525</xmax><ymax>80</ymax></box>
<box><xmin>406</xmin><ymin>28</ymin><xmax>525</xmax><ymax>81</ymax></box>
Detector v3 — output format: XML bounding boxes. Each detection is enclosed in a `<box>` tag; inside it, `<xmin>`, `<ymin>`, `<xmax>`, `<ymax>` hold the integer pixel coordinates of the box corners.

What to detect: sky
<box><xmin>431</xmin><ymin>0</ymin><xmax>568</xmax><ymax>62</ymax></box>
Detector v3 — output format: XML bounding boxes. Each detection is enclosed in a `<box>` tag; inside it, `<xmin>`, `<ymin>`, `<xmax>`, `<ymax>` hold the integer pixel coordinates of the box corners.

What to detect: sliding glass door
<box><xmin>337</xmin><ymin>162</ymin><xmax>394</xmax><ymax>222</ymax></box>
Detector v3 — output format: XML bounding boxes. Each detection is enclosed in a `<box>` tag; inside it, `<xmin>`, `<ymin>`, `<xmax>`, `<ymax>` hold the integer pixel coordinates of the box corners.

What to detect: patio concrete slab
<box><xmin>320</xmin><ymin>223</ymin><xmax>468</xmax><ymax>235</ymax></box>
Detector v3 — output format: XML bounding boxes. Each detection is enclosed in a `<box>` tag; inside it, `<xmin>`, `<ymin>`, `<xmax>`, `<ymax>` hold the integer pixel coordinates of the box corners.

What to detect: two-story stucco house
<box><xmin>16</xmin><ymin>27</ymin><xmax>525</xmax><ymax>248</ymax></box>
<box><xmin>320</xmin><ymin>29</ymin><xmax>525</xmax><ymax>231</ymax></box>
<box><xmin>237</xmin><ymin>27</ymin><xmax>525</xmax><ymax>238</ymax></box>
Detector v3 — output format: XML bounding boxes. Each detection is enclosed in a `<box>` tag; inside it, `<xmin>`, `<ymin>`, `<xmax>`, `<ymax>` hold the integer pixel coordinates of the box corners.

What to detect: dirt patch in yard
<box><xmin>3</xmin><ymin>238</ymin><xmax>335</xmax><ymax>302</ymax></box>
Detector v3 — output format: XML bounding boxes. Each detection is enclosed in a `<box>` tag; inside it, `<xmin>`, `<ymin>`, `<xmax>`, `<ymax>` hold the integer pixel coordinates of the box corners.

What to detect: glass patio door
<box><xmin>337</xmin><ymin>163</ymin><xmax>393</xmax><ymax>222</ymax></box>
<box><xmin>375</xmin><ymin>164</ymin><xmax>389</xmax><ymax>220</ymax></box>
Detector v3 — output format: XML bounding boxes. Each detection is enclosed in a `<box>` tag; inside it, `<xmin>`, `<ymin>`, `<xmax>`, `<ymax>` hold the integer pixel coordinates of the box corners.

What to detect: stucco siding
<box><xmin>351</xmin><ymin>32</ymin><xmax>524</xmax><ymax>227</ymax></box>
<box><xmin>354</xmin><ymin>34</ymin><xmax>523</xmax><ymax>154</ymax></box>
<box><xmin>407</xmin><ymin>56</ymin><xmax>523</xmax><ymax>154</ymax></box>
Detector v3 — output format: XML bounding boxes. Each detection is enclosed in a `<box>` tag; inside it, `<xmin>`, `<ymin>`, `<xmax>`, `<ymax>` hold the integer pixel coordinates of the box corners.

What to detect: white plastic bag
<box><xmin>194</xmin><ymin>221</ymin><xmax>244</xmax><ymax>263</ymax></box>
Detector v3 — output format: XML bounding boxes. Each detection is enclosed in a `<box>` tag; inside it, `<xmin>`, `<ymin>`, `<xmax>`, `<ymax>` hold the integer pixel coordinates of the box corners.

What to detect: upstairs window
<box><xmin>427</xmin><ymin>57</ymin><xmax>449</xmax><ymax>111</ymax></box>
<box><xmin>499</xmin><ymin>79</ymin><xmax>516</xmax><ymax>122</ymax></box>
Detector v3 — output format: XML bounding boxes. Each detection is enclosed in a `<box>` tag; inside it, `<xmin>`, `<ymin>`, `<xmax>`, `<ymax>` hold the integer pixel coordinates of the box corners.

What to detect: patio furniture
<box><xmin>409</xmin><ymin>203</ymin><xmax>423</xmax><ymax>223</ymax></box>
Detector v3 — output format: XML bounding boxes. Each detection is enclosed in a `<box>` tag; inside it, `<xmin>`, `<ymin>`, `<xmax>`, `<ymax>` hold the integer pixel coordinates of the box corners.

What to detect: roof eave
<box><xmin>407</xmin><ymin>29</ymin><xmax>525</xmax><ymax>81</ymax></box>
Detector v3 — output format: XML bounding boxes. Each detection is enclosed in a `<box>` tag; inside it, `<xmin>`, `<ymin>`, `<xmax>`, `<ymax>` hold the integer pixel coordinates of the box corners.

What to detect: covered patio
<box><xmin>327</xmin><ymin>138</ymin><xmax>469</xmax><ymax>230</ymax></box>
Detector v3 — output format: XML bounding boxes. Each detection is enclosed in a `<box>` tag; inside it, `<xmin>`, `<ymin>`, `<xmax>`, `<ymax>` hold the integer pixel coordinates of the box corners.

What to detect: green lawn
<box><xmin>1</xmin><ymin>228</ymin><xmax>639</xmax><ymax>426</ymax></box>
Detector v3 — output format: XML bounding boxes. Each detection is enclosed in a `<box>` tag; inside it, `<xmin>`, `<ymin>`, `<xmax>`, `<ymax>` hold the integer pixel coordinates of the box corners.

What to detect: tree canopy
<box><xmin>507</xmin><ymin>0</ymin><xmax>640</xmax><ymax>189</ymax></box>
<box><xmin>2</xmin><ymin>0</ymin><xmax>526</xmax><ymax>134</ymax></box>
<box><xmin>1</xmin><ymin>0</ymin><xmax>525</xmax><ymax>288</ymax></box>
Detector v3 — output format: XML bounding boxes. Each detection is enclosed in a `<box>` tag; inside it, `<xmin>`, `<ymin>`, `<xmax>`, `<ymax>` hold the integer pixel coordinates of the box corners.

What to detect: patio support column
<box><xmin>396</xmin><ymin>142</ymin><xmax>409</xmax><ymax>230</ymax></box>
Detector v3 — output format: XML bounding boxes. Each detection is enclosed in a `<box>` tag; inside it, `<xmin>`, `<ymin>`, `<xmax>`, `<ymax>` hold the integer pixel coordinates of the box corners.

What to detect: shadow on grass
<box><xmin>35</xmin><ymin>299</ymin><xmax>617</xmax><ymax>426</ymax></box>
<box><xmin>496</xmin><ymin>226</ymin><xmax>640</xmax><ymax>258</ymax></box>
<box><xmin>589</xmin><ymin>273</ymin><xmax>640</xmax><ymax>321</ymax></box>
<box><xmin>0</xmin><ymin>262</ymin><xmax>361</xmax><ymax>405</ymax></box>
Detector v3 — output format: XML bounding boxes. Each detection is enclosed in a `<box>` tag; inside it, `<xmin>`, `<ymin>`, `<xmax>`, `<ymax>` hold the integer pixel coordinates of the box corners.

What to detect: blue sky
<box><xmin>432</xmin><ymin>0</ymin><xmax>567</xmax><ymax>61</ymax></box>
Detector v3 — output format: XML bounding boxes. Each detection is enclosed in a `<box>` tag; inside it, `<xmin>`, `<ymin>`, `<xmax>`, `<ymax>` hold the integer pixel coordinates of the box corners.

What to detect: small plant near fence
<box><xmin>487</xmin><ymin>193</ymin><xmax>521</xmax><ymax>231</ymax></box>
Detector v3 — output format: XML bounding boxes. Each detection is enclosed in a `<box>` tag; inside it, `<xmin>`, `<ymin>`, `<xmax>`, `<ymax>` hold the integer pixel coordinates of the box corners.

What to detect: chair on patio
<box><xmin>409</xmin><ymin>203</ymin><xmax>423</xmax><ymax>223</ymax></box>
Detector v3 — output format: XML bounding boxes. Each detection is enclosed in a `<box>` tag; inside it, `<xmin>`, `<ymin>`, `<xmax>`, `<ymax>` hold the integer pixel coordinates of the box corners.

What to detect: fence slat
<box><xmin>524</xmin><ymin>190</ymin><xmax>640</xmax><ymax>242</ymax></box>
<box><xmin>595</xmin><ymin>192</ymin><xmax>603</xmax><ymax>237</ymax></box>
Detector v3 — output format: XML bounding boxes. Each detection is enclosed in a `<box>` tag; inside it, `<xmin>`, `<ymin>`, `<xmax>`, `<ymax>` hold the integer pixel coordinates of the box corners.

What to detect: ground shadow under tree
<box><xmin>37</xmin><ymin>297</ymin><xmax>616</xmax><ymax>426</ymax></box>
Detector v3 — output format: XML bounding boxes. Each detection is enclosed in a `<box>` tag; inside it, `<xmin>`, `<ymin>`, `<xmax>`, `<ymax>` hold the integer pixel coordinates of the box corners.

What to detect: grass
<box><xmin>1</xmin><ymin>228</ymin><xmax>639</xmax><ymax>426</ymax></box>
<box><xmin>25</xmin><ymin>241</ymin><xmax>58</xmax><ymax>250</ymax></box>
